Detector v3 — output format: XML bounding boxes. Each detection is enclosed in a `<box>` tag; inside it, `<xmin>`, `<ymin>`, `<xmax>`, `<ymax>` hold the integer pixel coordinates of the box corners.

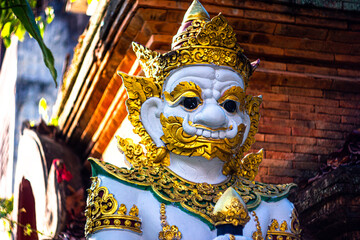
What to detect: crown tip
<box><xmin>183</xmin><ymin>0</ymin><xmax>210</xmax><ymax>23</ymax></box>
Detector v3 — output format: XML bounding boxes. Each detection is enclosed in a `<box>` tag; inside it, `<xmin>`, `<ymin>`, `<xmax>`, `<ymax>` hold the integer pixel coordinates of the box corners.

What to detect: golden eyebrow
<box><xmin>218</xmin><ymin>86</ymin><xmax>246</xmax><ymax>109</ymax></box>
<box><xmin>163</xmin><ymin>81</ymin><xmax>202</xmax><ymax>105</ymax></box>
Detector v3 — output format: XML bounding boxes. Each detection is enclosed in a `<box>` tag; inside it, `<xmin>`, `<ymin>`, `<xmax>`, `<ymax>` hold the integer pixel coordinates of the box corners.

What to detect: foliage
<box><xmin>0</xmin><ymin>0</ymin><xmax>57</xmax><ymax>86</ymax></box>
<box><xmin>0</xmin><ymin>196</ymin><xmax>52</xmax><ymax>238</ymax></box>
<box><xmin>0</xmin><ymin>196</ymin><xmax>14</xmax><ymax>237</ymax></box>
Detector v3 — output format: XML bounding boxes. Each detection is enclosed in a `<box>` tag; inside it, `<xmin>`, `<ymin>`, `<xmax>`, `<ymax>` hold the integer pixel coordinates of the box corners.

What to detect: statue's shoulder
<box><xmin>86</xmin><ymin>158</ymin><xmax>146</xmax><ymax>237</ymax></box>
<box><xmin>88</xmin><ymin>157</ymin><xmax>161</xmax><ymax>190</ymax></box>
<box><xmin>234</xmin><ymin>176</ymin><xmax>296</xmax><ymax>211</ymax></box>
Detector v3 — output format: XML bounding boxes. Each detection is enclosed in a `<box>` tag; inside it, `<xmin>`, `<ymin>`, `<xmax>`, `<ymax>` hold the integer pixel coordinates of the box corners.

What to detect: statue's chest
<box><xmin>136</xmin><ymin>191</ymin><xmax>267</xmax><ymax>240</ymax></box>
<box><xmin>87</xmin><ymin>159</ymin><xmax>296</xmax><ymax>240</ymax></box>
<box><xmin>137</xmin><ymin>191</ymin><xmax>218</xmax><ymax>240</ymax></box>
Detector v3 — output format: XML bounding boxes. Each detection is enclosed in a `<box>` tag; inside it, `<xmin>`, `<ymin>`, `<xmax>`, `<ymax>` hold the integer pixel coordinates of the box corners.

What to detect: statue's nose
<box><xmin>193</xmin><ymin>102</ymin><xmax>227</xmax><ymax>128</ymax></box>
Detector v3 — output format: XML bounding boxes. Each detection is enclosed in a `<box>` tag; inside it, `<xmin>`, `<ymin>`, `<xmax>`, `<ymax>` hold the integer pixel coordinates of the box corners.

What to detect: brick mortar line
<box><xmin>257</xmin><ymin>68</ymin><xmax>360</xmax><ymax>82</ymax></box>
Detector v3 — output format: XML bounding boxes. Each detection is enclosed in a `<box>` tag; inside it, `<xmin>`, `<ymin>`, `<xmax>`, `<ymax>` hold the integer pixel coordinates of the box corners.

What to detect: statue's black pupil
<box><xmin>183</xmin><ymin>97</ymin><xmax>198</xmax><ymax>109</ymax></box>
<box><xmin>224</xmin><ymin>100</ymin><xmax>237</xmax><ymax>113</ymax></box>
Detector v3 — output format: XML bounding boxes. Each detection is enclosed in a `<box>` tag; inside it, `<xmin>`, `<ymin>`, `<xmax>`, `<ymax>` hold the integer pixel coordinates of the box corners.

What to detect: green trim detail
<box><xmin>89</xmin><ymin>158</ymin><xmax>296</xmax><ymax>229</ymax></box>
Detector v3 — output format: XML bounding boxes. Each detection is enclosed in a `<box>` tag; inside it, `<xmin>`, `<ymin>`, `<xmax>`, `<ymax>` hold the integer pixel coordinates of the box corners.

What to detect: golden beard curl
<box><xmin>160</xmin><ymin>114</ymin><xmax>245</xmax><ymax>162</ymax></box>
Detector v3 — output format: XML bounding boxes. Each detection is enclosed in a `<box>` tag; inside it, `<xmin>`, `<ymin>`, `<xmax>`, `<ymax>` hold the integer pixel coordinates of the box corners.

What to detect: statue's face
<box><xmin>141</xmin><ymin>65</ymin><xmax>251</xmax><ymax>162</ymax></box>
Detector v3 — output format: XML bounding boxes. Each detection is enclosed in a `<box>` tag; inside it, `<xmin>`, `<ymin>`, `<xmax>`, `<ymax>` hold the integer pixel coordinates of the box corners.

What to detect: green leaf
<box><xmin>10</xmin><ymin>0</ymin><xmax>57</xmax><ymax>86</ymax></box>
<box><xmin>0</xmin><ymin>211</ymin><xmax>6</xmax><ymax>218</ymax></box>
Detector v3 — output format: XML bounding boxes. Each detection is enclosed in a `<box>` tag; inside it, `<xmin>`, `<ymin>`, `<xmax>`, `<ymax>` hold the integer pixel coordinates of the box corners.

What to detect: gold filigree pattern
<box><xmin>266</xmin><ymin>211</ymin><xmax>301</xmax><ymax>240</ymax></box>
<box><xmin>85</xmin><ymin>177</ymin><xmax>142</xmax><ymax>236</ymax></box>
<box><xmin>89</xmin><ymin>158</ymin><xmax>296</xmax><ymax>228</ymax></box>
<box><xmin>160</xmin><ymin>114</ymin><xmax>246</xmax><ymax>162</ymax></box>
<box><xmin>117</xmin><ymin>73</ymin><xmax>170</xmax><ymax>167</ymax></box>
<box><xmin>236</xmin><ymin>149</ymin><xmax>264</xmax><ymax>181</ymax></box>
<box><xmin>159</xmin><ymin>203</ymin><xmax>182</xmax><ymax>240</ymax></box>
<box><xmin>168</xmin><ymin>14</ymin><xmax>252</xmax><ymax>84</ymax></box>
<box><xmin>131</xmin><ymin>42</ymin><xmax>162</xmax><ymax>81</ymax></box>
<box><xmin>172</xmin><ymin>19</ymin><xmax>207</xmax><ymax>49</ymax></box>
<box><xmin>163</xmin><ymin>81</ymin><xmax>202</xmax><ymax>106</ymax></box>
<box><xmin>223</xmin><ymin>95</ymin><xmax>262</xmax><ymax>176</ymax></box>
<box><xmin>251</xmin><ymin>211</ymin><xmax>263</xmax><ymax>240</ymax></box>
<box><xmin>212</xmin><ymin>188</ymin><xmax>250</xmax><ymax>227</ymax></box>
<box><xmin>291</xmin><ymin>208</ymin><xmax>302</xmax><ymax>237</ymax></box>
<box><xmin>132</xmin><ymin>13</ymin><xmax>252</xmax><ymax>90</ymax></box>
<box><xmin>218</xmin><ymin>86</ymin><xmax>246</xmax><ymax>111</ymax></box>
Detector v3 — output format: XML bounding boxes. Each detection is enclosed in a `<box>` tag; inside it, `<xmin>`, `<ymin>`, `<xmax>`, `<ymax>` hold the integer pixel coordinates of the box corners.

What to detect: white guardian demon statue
<box><xmin>85</xmin><ymin>1</ymin><xmax>301</xmax><ymax>239</ymax></box>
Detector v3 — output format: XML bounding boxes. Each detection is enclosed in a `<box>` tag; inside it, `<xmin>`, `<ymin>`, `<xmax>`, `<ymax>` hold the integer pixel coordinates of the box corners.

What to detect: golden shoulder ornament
<box><xmin>85</xmin><ymin>177</ymin><xmax>142</xmax><ymax>236</ymax></box>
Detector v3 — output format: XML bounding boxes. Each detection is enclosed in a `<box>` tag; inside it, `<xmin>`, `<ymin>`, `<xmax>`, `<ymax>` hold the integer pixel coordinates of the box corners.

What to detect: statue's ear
<box><xmin>141</xmin><ymin>97</ymin><xmax>165</xmax><ymax>147</ymax></box>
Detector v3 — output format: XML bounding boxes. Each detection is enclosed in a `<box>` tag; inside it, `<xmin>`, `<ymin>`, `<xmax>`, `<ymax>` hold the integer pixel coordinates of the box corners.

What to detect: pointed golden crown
<box><xmin>133</xmin><ymin>0</ymin><xmax>255</xmax><ymax>89</ymax></box>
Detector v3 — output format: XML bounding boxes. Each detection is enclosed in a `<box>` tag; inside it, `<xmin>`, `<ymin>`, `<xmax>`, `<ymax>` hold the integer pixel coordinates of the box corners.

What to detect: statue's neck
<box><xmin>167</xmin><ymin>153</ymin><xmax>227</xmax><ymax>184</ymax></box>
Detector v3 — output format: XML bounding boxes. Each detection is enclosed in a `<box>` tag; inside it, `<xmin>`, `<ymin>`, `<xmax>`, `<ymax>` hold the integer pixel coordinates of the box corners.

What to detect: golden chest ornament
<box><xmin>89</xmin><ymin>158</ymin><xmax>296</xmax><ymax>229</ymax></box>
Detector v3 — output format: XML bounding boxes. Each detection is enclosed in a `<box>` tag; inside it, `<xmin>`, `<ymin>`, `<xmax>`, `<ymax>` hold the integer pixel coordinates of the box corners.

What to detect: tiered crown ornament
<box><xmin>132</xmin><ymin>0</ymin><xmax>257</xmax><ymax>89</ymax></box>
<box><xmin>117</xmin><ymin>0</ymin><xmax>262</xmax><ymax>177</ymax></box>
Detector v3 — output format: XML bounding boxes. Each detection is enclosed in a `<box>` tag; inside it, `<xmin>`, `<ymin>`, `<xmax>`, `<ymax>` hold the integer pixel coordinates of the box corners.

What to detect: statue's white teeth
<box><xmin>219</xmin><ymin>131</ymin><xmax>226</xmax><ymax>139</ymax></box>
<box><xmin>203</xmin><ymin>130</ymin><xmax>211</xmax><ymax>138</ymax></box>
<box><xmin>196</xmin><ymin>128</ymin><xmax>203</xmax><ymax>136</ymax></box>
<box><xmin>211</xmin><ymin>131</ymin><xmax>219</xmax><ymax>139</ymax></box>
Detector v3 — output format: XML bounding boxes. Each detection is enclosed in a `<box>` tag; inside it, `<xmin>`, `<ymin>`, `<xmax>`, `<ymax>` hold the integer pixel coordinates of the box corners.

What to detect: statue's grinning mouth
<box><xmin>182</xmin><ymin>114</ymin><xmax>243</xmax><ymax>139</ymax></box>
<box><xmin>160</xmin><ymin>113</ymin><xmax>246</xmax><ymax>161</ymax></box>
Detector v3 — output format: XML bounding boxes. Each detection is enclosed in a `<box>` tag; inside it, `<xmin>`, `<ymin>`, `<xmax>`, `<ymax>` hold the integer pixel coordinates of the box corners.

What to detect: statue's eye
<box><xmin>223</xmin><ymin>100</ymin><xmax>237</xmax><ymax>113</ymax></box>
<box><xmin>182</xmin><ymin>97</ymin><xmax>199</xmax><ymax>110</ymax></box>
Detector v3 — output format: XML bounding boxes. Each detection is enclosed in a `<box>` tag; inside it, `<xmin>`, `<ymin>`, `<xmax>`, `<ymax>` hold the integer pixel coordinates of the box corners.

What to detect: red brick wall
<box><xmin>250</xmin><ymin>70</ymin><xmax>360</xmax><ymax>184</ymax></box>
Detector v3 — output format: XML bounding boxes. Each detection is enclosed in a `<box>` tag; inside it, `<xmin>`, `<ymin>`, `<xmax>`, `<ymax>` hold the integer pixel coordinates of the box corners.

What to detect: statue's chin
<box><xmin>167</xmin><ymin>152</ymin><xmax>227</xmax><ymax>184</ymax></box>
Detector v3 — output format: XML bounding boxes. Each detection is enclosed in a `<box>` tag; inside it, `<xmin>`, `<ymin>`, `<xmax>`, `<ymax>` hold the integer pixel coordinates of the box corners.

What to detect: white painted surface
<box><xmin>13</xmin><ymin>130</ymin><xmax>48</xmax><ymax>239</ymax></box>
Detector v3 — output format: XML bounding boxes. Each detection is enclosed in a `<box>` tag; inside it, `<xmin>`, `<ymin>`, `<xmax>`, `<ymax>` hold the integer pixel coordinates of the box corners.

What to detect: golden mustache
<box><xmin>160</xmin><ymin>114</ymin><xmax>245</xmax><ymax>161</ymax></box>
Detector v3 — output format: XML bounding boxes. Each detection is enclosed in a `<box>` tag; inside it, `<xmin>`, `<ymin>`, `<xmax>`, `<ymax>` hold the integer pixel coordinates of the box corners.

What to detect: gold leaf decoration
<box><xmin>266</xmin><ymin>211</ymin><xmax>301</xmax><ymax>240</ymax></box>
<box><xmin>117</xmin><ymin>73</ymin><xmax>170</xmax><ymax>168</ymax></box>
<box><xmin>85</xmin><ymin>177</ymin><xmax>142</xmax><ymax>236</ymax></box>
<box><xmin>89</xmin><ymin>158</ymin><xmax>296</xmax><ymax>228</ymax></box>
<box><xmin>223</xmin><ymin>95</ymin><xmax>262</xmax><ymax>177</ymax></box>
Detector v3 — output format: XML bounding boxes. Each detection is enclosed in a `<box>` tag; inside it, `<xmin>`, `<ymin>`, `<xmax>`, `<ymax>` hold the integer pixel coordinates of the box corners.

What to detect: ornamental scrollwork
<box><xmin>213</xmin><ymin>198</ymin><xmax>250</xmax><ymax>227</ymax></box>
<box><xmin>159</xmin><ymin>203</ymin><xmax>182</xmax><ymax>240</ymax></box>
<box><xmin>89</xmin><ymin>158</ymin><xmax>296</xmax><ymax>228</ymax></box>
<box><xmin>85</xmin><ymin>177</ymin><xmax>142</xmax><ymax>236</ymax></box>
<box><xmin>266</xmin><ymin>209</ymin><xmax>302</xmax><ymax>240</ymax></box>
<box><xmin>117</xmin><ymin>73</ymin><xmax>170</xmax><ymax>168</ymax></box>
